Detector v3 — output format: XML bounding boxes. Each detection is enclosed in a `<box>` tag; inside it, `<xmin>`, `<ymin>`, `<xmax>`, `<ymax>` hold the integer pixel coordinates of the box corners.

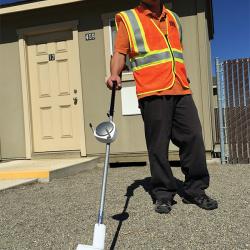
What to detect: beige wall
<box><xmin>179</xmin><ymin>1</ymin><xmax>214</xmax><ymax>151</ymax></box>
<box><xmin>0</xmin><ymin>23</ymin><xmax>26</xmax><ymax>159</ymax></box>
<box><xmin>171</xmin><ymin>0</ymin><xmax>215</xmax><ymax>151</ymax></box>
<box><xmin>78</xmin><ymin>27</ymin><xmax>147</xmax><ymax>155</ymax></box>
<box><xmin>0</xmin><ymin>0</ymin><xmax>214</xmax><ymax>159</ymax></box>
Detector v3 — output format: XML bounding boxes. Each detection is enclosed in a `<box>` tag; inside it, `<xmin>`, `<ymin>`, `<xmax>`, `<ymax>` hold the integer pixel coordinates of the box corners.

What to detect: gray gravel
<box><xmin>0</xmin><ymin>163</ymin><xmax>249</xmax><ymax>250</ymax></box>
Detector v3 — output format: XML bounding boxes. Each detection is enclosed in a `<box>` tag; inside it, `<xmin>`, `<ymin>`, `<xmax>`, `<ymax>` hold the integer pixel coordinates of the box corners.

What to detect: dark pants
<box><xmin>139</xmin><ymin>94</ymin><xmax>210</xmax><ymax>202</ymax></box>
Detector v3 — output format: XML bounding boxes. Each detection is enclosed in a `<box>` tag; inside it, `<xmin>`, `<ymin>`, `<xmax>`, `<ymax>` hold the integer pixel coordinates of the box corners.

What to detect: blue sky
<box><xmin>211</xmin><ymin>0</ymin><xmax>250</xmax><ymax>75</ymax></box>
<box><xmin>0</xmin><ymin>0</ymin><xmax>26</xmax><ymax>4</ymax></box>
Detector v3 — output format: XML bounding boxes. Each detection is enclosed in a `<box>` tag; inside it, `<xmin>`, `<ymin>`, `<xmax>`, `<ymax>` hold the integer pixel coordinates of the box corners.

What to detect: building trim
<box><xmin>18</xmin><ymin>36</ymin><xmax>32</xmax><ymax>159</ymax></box>
<box><xmin>207</xmin><ymin>0</ymin><xmax>214</xmax><ymax>39</ymax></box>
<box><xmin>17</xmin><ymin>20</ymin><xmax>87</xmax><ymax>158</ymax></box>
<box><xmin>0</xmin><ymin>0</ymin><xmax>85</xmax><ymax>15</ymax></box>
<box><xmin>17</xmin><ymin>19</ymin><xmax>78</xmax><ymax>36</ymax></box>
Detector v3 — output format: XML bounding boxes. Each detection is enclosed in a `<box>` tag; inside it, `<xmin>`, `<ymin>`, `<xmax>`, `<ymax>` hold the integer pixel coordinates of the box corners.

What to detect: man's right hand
<box><xmin>106</xmin><ymin>52</ymin><xmax>126</xmax><ymax>90</ymax></box>
<box><xmin>106</xmin><ymin>75</ymin><xmax>122</xmax><ymax>90</ymax></box>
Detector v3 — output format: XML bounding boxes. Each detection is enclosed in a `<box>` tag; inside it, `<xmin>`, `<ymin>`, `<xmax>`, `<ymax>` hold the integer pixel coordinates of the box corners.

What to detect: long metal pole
<box><xmin>216</xmin><ymin>57</ymin><xmax>226</xmax><ymax>164</ymax></box>
<box><xmin>97</xmin><ymin>82</ymin><xmax>116</xmax><ymax>225</ymax></box>
<box><xmin>98</xmin><ymin>142</ymin><xmax>111</xmax><ymax>225</ymax></box>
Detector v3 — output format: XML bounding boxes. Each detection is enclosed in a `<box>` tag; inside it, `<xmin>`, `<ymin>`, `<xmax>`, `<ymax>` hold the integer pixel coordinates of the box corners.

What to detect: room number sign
<box><xmin>85</xmin><ymin>32</ymin><xmax>95</xmax><ymax>41</ymax></box>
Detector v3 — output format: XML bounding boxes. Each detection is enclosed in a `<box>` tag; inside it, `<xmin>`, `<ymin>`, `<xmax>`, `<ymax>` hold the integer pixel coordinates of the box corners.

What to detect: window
<box><xmin>102</xmin><ymin>13</ymin><xmax>134</xmax><ymax>81</ymax></box>
<box><xmin>213</xmin><ymin>86</ymin><xmax>217</xmax><ymax>96</ymax></box>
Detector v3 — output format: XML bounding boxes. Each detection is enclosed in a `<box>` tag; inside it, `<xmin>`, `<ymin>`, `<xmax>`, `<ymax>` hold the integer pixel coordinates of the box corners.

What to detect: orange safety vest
<box><xmin>115</xmin><ymin>7</ymin><xmax>190</xmax><ymax>98</ymax></box>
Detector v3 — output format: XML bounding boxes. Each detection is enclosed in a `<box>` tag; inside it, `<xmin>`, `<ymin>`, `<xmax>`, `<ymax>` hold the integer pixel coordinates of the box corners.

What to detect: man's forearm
<box><xmin>111</xmin><ymin>52</ymin><xmax>126</xmax><ymax>76</ymax></box>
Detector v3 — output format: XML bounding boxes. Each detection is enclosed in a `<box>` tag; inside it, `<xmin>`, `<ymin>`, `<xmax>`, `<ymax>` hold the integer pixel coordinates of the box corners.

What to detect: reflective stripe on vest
<box><xmin>121</xmin><ymin>9</ymin><xmax>149</xmax><ymax>54</ymax></box>
<box><xmin>131</xmin><ymin>49</ymin><xmax>184</xmax><ymax>71</ymax></box>
<box><xmin>172</xmin><ymin>49</ymin><xmax>184</xmax><ymax>63</ymax></box>
<box><xmin>131</xmin><ymin>49</ymin><xmax>171</xmax><ymax>70</ymax></box>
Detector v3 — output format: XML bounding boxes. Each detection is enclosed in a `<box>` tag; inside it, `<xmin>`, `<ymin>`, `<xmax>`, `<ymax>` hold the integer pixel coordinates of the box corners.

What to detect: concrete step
<box><xmin>0</xmin><ymin>157</ymin><xmax>99</xmax><ymax>186</ymax></box>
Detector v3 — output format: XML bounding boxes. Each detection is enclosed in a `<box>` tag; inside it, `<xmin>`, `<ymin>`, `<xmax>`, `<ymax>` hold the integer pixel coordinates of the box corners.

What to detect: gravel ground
<box><xmin>0</xmin><ymin>162</ymin><xmax>249</xmax><ymax>250</ymax></box>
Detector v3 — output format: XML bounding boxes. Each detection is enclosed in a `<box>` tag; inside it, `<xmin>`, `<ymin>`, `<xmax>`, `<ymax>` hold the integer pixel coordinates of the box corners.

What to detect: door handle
<box><xmin>73</xmin><ymin>97</ymin><xmax>78</xmax><ymax>105</ymax></box>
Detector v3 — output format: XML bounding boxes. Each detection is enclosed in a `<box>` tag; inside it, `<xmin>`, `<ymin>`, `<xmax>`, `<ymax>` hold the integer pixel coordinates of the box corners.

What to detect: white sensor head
<box><xmin>93</xmin><ymin>121</ymin><xmax>117</xmax><ymax>143</ymax></box>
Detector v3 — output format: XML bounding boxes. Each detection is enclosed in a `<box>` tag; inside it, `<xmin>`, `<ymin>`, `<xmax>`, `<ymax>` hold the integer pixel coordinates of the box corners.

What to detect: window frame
<box><xmin>102</xmin><ymin>12</ymin><xmax>134</xmax><ymax>82</ymax></box>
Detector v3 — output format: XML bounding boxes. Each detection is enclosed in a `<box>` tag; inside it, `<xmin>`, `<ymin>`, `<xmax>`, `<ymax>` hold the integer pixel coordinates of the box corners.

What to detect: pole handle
<box><xmin>109</xmin><ymin>81</ymin><xmax>116</xmax><ymax>118</ymax></box>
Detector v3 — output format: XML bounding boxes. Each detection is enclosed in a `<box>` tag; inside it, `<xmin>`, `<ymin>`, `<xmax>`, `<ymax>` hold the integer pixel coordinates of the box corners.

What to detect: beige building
<box><xmin>0</xmin><ymin>0</ymin><xmax>215</xmax><ymax>161</ymax></box>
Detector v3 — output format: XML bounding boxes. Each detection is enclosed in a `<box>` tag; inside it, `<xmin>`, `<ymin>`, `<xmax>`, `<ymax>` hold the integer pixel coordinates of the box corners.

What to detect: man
<box><xmin>106</xmin><ymin>0</ymin><xmax>218</xmax><ymax>214</ymax></box>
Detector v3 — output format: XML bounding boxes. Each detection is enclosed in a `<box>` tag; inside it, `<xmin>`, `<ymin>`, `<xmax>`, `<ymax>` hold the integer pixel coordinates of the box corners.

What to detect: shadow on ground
<box><xmin>110</xmin><ymin>176</ymin><xmax>186</xmax><ymax>250</ymax></box>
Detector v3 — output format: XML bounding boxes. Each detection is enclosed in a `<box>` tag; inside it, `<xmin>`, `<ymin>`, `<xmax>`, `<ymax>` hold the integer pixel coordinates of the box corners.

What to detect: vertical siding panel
<box><xmin>233</xmin><ymin>60</ymin><xmax>240</xmax><ymax>163</ymax></box>
<box><xmin>244</xmin><ymin>59</ymin><xmax>250</xmax><ymax>162</ymax></box>
<box><xmin>224</xmin><ymin>61</ymin><xmax>231</xmax><ymax>160</ymax></box>
<box><xmin>237</xmin><ymin>60</ymin><xmax>244</xmax><ymax>163</ymax></box>
<box><xmin>228</xmin><ymin>61</ymin><xmax>236</xmax><ymax>163</ymax></box>
<box><xmin>239</xmin><ymin>59</ymin><xmax>248</xmax><ymax>163</ymax></box>
<box><xmin>226</xmin><ymin>61</ymin><xmax>232</xmax><ymax>163</ymax></box>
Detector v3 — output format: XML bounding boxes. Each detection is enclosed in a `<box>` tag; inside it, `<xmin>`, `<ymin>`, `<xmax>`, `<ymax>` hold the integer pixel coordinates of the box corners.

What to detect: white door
<box><xmin>27</xmin><ymin>30</ymin><xmax>84</xmax><ymax>152</ymax></box>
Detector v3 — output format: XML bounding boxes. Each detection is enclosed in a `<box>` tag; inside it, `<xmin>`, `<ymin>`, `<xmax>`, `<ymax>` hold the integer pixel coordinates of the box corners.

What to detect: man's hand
<box><xmin>106</xmin><ymin>75</ymin><xmax>122</xmax><ymax>90</ymax></box>
<box><xmin>106</xmin><ymin>52</ymin><xmax>126</xmax><ymax>91</ymax></box>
